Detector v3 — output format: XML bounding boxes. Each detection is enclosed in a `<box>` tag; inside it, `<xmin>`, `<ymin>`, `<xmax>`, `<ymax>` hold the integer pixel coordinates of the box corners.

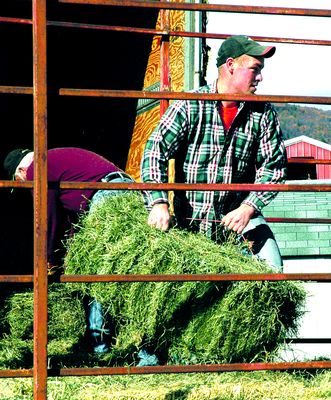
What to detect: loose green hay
<box><xmin>0</xmin><ymin>337</ymin><xmax>32</xmax><ymax>369</ymax></box>
<box><xmin>2</xmin><ymin>284</ymin><xmax>85</xmax><ymax>342</ymax></box>
<box><xmin>63</xmin><ymin>192</ymin><xmax>306</xmax><ymax>364</ymax></box>
<box><xmin>169</xmin><ymin>281</ymin><xmax>304</xmax><ymax>364</ymax></box>
<box><xmin>2</xmin><ymin>371</ymin><xmax>331</xmax><ymax>400</ymax></box>
<box><xmin>0</xmin><ymin>284</ymin><xmax>86</xmax><ymax>368</ymax></box>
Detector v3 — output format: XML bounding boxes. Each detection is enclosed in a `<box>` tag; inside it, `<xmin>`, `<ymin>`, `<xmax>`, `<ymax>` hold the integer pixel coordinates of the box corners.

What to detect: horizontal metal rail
<box><xmin>1</xmin><ymin>360</ymin><xmax>331</xmax><ymax>378</ymax></box>
<box><xmin>287</xmin><ymin>338</ymin><xmax>331</xmax><ymax>344</ymax></box>
<box><xmin>0</xmin><ymin>85</ymin><xmax>33</xmax><ymax>95</ymax></box>
<box><xmin>1</xmin><ymin>84</ymin><xmax>329</xmax><ymax>107</ymax></box>
<box><xmin>0</xmin><ymin>16</ymin><xmax>32</xmax><ymax>25</ymax></box>
<box><xmin>2</xmin><ymin>273</ymin><xmax>331</xmax><ymax>284</ymax></box>
<box><xmin>1</xmin><ymin>17</ymin><xmax>330</xmax><ymax>47</ymax></box>
<box><xmin>60</xmin><ymin>273</ymin><xmax>331</xmax><ymax>283</ymax></box>
<box><xmin>48</xmin><ymin>360</ymin><xmax>331</xmax><ymax>375</ymax></box>
<box><xmin>188</xmin><ymin>217</ymin><xmax>331</xmax><ymax>224</ymax></box>
<box><xmin>0</xmin><ymin>85</ymin><xmax>329</xmax><ymax>106</ymax></box>
<box><xmin>266</xmin><ymin>217</ymin><xmax>331</xmax><ymax>224</ymax></box>
<box><xmin>0</xmin><ymin>181</ymin><xmax>331</xmax><ymax>192</ymax></box>
<box><xmin>48</xmin><ymin>22</ymin><xmax>331</xmax><ymax>46</ymax></box>
<box><xmin>59</xmin><ymin>89</ymin><xmax>331</xmax><ymax>105</ymax></box>
<box><xmin>0</xmin><ymin>369</ymin><xmax>33</xmax><ymax>378</ymax></box>
<box><xmin>288</xmin><ymin>158</ymin><xmax>331</xmax><ymax>164</ymax></box>
<box><xmin>59</xmin><ymin>1</ymin><xmax>331</xmax><ymax>18</ymax></box>
<box><xmin>1</xmin><ymin>181</ymin><xmax>331</xmax><ymax>192</ymax></box>
<box><xmin>0</xmin><ymin>275</ymin><xmax>34</xmax><ymax>283</ymax></box>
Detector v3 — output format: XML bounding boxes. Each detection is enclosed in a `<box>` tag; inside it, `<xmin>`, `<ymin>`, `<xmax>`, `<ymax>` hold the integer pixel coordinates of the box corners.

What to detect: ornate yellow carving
<box><xmin>126</xmin><ymin>1</ymin><xmax>186</xmax><ymax>181</ymax></box>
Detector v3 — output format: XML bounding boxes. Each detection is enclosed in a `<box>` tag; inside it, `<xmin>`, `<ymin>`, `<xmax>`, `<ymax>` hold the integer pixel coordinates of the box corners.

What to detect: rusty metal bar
<box><xmin>47</xmin><ymin>22</ymin><xmax>331</xmax><ymax>46</ymax></box>
<box><xmin>287</xmin><ymin>338</ymin><xmax>331</xmax><ymax>344</ymax></box>
<box><xmin>2</xmin><ymin>19</ymin><xmax>330</xmax><ymax>48</ymax></box>
<box><xmin>188</xmin><ymin>33</ymin><xmax>331</xmax><ymax>46</ymax></box>
<box><xmin>0</xmin><ymin>275</ymin><xmax>34</xmax><ymax>283</ymax></box>
<box><xmin>49</xmin><ymin>21</ymin><xmax>331</xmax><ymax>46</ymax></box>
<box><xmin>44</xmin><ymin>182</ymin><xmax>331</xmax><ymax>192</ymax></box>
<box><xmin>0</xmin><ymin>181</ymin><xmax>330</xmax><ymax>192</ymax></box>
<box><xmin>0</xmin><ymin>16</ymin><xmax>32</xmax><ymax>24</ymax></box>
<box><xmin>2</xmin><ymin>176</ymin><xmax>329</xmax><ymax>197</ymax></box>
<box><xmin>0</xmin><ymin>180</ymin><xmax>33</xmax><ymax>189</ymax></box>
<box><xmin>0</xmin><ymin>369</ymin><xmax>33</xmax><ymax>378</ymax></box>
<box><xmin>1</xmin><ymin>84</ymin><xmax>330</xmax><ymax>104</ymax></box>
<box><xmin>2</xmin><ymin>271</ymin><xmax>331</xmax><ymax>284</ymax></box>
<box><xmin>58</xmin><ymin>1</ymin><xmax>331</xmax><ymax>18</ymax></box>
<box><xmin>48</xmin><ymin>360</ymin><xmax>331</xmax><ymax>376</ymax></box>
<box><xmin>159</xmin><ymin>4</ymin><xmax>170</xmax><ymax>116</ymax></box>
<box><xmin>59</xmin><ymin>273</ymin><xmax>331</xmax><ymax>283</ymax></box>
<box><xmin>188</xmin><ymin>216</ymin><xmax>331</xmax><ymax>225</ymax></box>
<box><xmin>1</xmin><ymin>18</ymin><xmax>330</xmax><ymax>47</ymax></box>
<box><xmin>1</xmin><ymin>361</ymin><xmax>331</xmax><ymax>378</ymax></box>
<box><xmin>59</xmin><ymin>88</ymin><xmax>331</xmax><ymax>105</ymax></box>
<box><xmin>288</xmin><ymin>158</ymin><xmax>331</xmax><ymax>164</ymax></box>
<box><xmin>0</xmin><ymin>86</ymin><xmax>33</xmax><ymax>95</ymax></box>
<box><xmin>32</xmin><ymin>0</ymin><xmax>48</xmax><ymax>398</ymax></box>
<box><xmin>266</xmin><ymin>217</ymin><xmax>331</xmax><ymax>224</ymax></box>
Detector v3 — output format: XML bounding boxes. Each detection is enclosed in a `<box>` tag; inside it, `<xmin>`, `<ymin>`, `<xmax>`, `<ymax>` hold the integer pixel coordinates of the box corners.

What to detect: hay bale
<box><xmin>63</xmin><ymin>192</ymin><xmax>306</xmax><ymax>364</ymax></box>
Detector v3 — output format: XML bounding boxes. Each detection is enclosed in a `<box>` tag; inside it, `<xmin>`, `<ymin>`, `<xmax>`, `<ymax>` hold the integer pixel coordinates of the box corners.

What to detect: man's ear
<box><xmin>225</xmin><ymin>57</ymin><xmax>235</xmax><ymax>74</ymax></box>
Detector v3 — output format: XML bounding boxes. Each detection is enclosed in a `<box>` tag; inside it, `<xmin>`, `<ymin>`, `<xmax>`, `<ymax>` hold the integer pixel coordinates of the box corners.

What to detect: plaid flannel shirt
<box><xmin>141</xmin><ymin>80</ymin><xmax>287</xmax><ymax>238</ymax></box>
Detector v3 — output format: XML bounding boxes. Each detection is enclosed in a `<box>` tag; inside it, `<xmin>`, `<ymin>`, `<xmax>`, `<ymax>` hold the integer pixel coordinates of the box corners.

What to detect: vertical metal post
<box><xmin>159</xmin><ymin>2</ymin><xmax>170</xmax><ymax>116</ymax></box>
<box><xmin>32</xmin><ymin>0</ymin><xmax>48</xmax><ymax>399</ymax></box>
<box><xmin>159</xmin><ymin>2</ymin><xmax>175</xmax><ymax>205</ymax></box>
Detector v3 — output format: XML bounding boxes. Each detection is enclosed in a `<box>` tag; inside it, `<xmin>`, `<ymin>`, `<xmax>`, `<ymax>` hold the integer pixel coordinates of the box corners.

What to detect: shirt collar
<box><xmin>213</xmin><ymin>79</ymin><xmax>246</xmax><ymax>112</ymax></box>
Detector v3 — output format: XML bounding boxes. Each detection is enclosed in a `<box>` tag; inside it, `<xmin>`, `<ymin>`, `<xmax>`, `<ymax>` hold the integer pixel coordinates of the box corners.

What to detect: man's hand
<box><xmin>221</xmin><ymin>203</ymin><xmax>256</xmax><ymax>234</ymax></box>
<box><xmin>148</xmin><ymin>203</ymin><xmax>170</xmax><ymax>231</ymax></box>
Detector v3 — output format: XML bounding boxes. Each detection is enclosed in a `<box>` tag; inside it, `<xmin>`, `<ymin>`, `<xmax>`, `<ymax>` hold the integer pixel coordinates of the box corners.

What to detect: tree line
<box><xmin>274</xmin><ymin>104</ymin><xmax>331</xmax><ymax>144</ymax></box>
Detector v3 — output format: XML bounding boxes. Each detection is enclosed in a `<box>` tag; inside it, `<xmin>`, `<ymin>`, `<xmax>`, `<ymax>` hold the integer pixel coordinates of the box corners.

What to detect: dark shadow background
<box><xmin>0</xmin><ymin>0</ymin><xmax>158</xmax><ymax>273</ymax></box>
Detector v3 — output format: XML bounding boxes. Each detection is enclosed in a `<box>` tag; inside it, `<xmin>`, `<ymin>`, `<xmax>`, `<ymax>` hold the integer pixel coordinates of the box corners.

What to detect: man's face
<box><xmin>15</xmin><ymin>167</ymin><xmax>27</xmax><ymax>181</ymax></box>
<box><xmin>14</xmin><ymin>152</ymin><xmax>34</xmax><ymax>182</ymax></box>
<box><xmin>231</xmin><ymin>55</ymin><xmax>265</xmax><ymax>95</ymax></box>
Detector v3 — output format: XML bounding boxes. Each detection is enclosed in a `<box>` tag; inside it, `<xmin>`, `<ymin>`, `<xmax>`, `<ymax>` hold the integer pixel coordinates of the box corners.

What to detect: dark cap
<box><xmin>3</xmin><ymin>148</ymin><xmax>32</xmax><ymax>180</ymax></box>
<box><xmin>216</xmin><ymin>35</ymin><xmax>276</xmax><ymax>67</ymax></box>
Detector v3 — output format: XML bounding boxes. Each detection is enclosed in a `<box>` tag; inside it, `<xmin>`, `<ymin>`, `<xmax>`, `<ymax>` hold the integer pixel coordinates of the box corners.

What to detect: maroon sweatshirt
<box><xmin>26</xmin><ymin>147</ymin><xmax>121</xmax><ymax>264</ymax></box>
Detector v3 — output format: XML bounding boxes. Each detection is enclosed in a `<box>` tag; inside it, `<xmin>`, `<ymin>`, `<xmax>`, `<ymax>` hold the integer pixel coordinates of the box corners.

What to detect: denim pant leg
<box><xmin>87</xmin><ymin>173</ymin><xmax>134</xmax><ymax>352</ymax></box>
<box><xmin>242</xmin><ymin>215</ymin><xmax>283</xmax><ymax>272</ymax></box>
<box><xmin>89</xmin><ymin>174</ymin><xmax>135</xmax><ymax>212</ymax></box>
<box><xmin>88</xmin><ymin>299</ymin><xmax>110</xmax><ymax>353</ymax></box>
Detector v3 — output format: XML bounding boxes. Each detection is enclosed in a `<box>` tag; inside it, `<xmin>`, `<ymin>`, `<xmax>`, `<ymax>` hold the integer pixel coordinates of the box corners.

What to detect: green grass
<box><xmin>1</xmin><ymin>371</ymin><xmax>331</xmax><ymax>399</ymax></box>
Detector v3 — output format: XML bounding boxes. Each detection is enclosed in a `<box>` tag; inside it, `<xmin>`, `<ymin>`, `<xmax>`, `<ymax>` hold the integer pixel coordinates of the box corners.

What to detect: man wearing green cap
<box><xmin>141</xmin><ymin>35</ymin><xmax>287</xmax><ymax>271</ymax></box>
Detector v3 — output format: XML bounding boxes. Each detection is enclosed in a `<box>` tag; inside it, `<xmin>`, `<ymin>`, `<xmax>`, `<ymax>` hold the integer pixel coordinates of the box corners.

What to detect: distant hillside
<box><xmin>274</xmin><ymin>104</ymin><xmax>331</xmax><ymax>144</ymax></box>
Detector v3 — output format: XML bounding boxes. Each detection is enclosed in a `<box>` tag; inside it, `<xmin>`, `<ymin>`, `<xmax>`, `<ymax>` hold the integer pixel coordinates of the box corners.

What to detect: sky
<box><xmin>205</xmin><ymin>0</ymin><xmax>331</xmax><ymax>110</ymax></box>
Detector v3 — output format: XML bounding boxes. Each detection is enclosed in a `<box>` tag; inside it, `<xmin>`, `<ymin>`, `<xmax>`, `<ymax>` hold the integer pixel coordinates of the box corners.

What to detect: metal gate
<box><xmin>0</xmin><ymin>1</ymin><xmax>330</xmax><ymax>399</ymax></box>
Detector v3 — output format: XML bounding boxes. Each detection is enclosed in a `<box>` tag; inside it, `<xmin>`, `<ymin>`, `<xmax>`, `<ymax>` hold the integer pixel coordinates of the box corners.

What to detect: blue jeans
<box><xmin>87</xmin><ymin>171</ymin><xmax>134</xmax><ymax>353</ymax></box>
<box><xmin>242</xmin><ymin>214</ymin><xmax>283</xmax><ymax>272</ymax></box>
<box><xmin>87</xmin><ymin>299</ymin><xmax>110</xmax><ymax>353</ymax></box>
<box><xmin>89</xmin><ymin>171</ymin><xmax>134</xmax><ymax>212</ymax></box>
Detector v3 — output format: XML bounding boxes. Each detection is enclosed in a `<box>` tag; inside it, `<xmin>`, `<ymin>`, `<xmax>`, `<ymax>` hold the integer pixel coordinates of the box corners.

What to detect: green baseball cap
<box><xmin>216</xmin><ymin>35</ymin><xmax>276</xmax><ymax>67</ymax></box>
